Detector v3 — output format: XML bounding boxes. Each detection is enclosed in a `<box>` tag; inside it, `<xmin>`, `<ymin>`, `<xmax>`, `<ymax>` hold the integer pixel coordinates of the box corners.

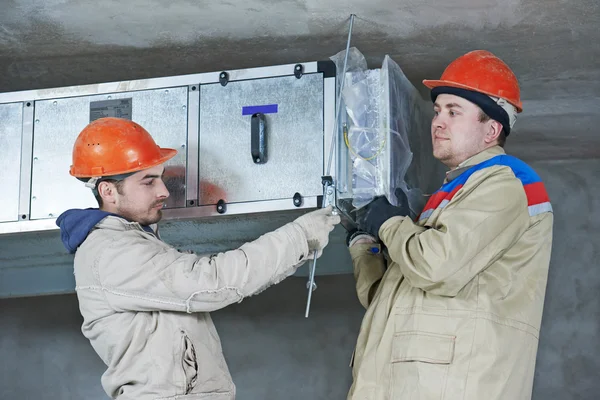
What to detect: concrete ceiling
<box><xmin>1</xmin><ymin>0</ymin><xmax>599</xmax><ymax>160</ymax></box>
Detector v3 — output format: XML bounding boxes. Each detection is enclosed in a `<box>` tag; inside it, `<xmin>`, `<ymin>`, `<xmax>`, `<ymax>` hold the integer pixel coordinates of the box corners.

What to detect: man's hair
<box><xmin>478</xmin><ymin>109</ymin><xmax>506</xmax><ymax>147</ymax></box>
<box><xmin>95</xmin><ymin>179</ymin><xmax>125</xmax><ymax>207</ymax></box>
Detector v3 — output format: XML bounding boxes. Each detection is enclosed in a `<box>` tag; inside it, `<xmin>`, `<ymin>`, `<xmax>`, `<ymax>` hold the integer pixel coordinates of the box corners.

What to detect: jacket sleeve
<box><xmin>379</xmin><ymin>166</ymin><xmax>531</xmax><ymax>297</ymax></box>
<box><xmin>349</xmin><ymin>243</ymin><xmax>386</xmax><ymax>309</ymax></box>
<box><xmin>95</xmin><ymin>221</ymin><xmax>310</xmax><ymax>313</ymax></box>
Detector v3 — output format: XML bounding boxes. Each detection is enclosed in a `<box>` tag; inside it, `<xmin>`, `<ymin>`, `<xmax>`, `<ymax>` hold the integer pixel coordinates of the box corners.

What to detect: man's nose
<box><xmin>157</xmin><ymin>179</ymin><xmax>170</xmax><ymax>199</ymax></box>
<box><xmin>433</xmin><ymin>114</ymin><xmax>446</xmax><ymax>129</ymax></box>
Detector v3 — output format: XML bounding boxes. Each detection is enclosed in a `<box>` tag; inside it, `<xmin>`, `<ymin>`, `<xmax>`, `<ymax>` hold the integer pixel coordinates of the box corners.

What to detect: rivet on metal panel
<box><xmin>33</xmin><ymin>157</ymin><xmax>38</xmax><ymax>161</ymax></box>
<box><xmin>191</xmin><ymin>86</ymin><xmax>197</xmax><ymax>91</ymax></box>
<box><xmin>293</xmin><ymin>192</ymin><xmax>303</xmax><ymax>207</ymax></box>
<box><xmin>182</xmin><ymin>105</ymin><xmax>186</xmax><ymax>110</ymax></box>
<box><xmin>48</xmin><ymin>213</ymin><xmax>53</xmax><ymax>217</ymax></box>
<box><xmin>219</xmin><ymin>72</ymin><xmax>229</xmax><ymax>87</ymax></box>
<box><xmin>107</xmin><ymin>96</ymin><xmax>112</xmax><ymax>99</ymax></box>
<box><xmin>165</xmin><ymin>89</ymin><xmax>169</xmax><ymax>93</ymax></box>
<box><xmin>32</xmin><ymin>196</ymin><xmax>36</xmax><ymax>200</ymax></box>
<box><xmin>26</xmin><ymin>102</ymin><xmax>31</xmax><ymax>107</ymax></box>
<box><xmin>181</xmin><ymin>144</ymin><xmax>186</xmax><ymax>148</ymax></box>
<box><xmin>35</xmin><ymin>119</ymin><xmax>39</xmax><ymax>123</ymax></box>
<box><xmin>216</xmin><ymin>199</ymin><xmax>227</xmax><ymax>214</ymax></box>
<box><xmin>53</xmin><ymin>101</ymin><xmax>57</xmax><ymax>105</ymax></box>
<box><xmin>21</xmin><ymin>214</ymin><xmax>27</xmax><ymax>220</ymax></box>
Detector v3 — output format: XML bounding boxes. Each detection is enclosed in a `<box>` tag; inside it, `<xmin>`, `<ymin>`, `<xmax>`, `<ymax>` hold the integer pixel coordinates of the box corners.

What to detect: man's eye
<box><xmin>449</xmin><ymin>111</ymin><xmax>456</xmax><ymax>116</ymax></box>
<box><xmin>144</xmin><ymin>180</ymin><xmax>153</xmax><ymax>186</ymax></box>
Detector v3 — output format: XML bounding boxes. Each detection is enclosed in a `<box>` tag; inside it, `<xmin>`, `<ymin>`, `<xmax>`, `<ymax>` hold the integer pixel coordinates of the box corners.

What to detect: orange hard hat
<box><xmin>69</xmin><ymin>117</ymin><xmax>177</xmax><ymax>178</ymax></box>
<box><xmin>423</xmin><ymin>50</ymin><xmax>522</xmax><ymax>112</ymax></box>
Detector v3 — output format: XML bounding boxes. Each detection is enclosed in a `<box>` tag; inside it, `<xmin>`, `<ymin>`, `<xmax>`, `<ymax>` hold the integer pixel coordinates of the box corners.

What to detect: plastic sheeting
<box><xmin>331</xmin><ymin>47</ymin><xmax>444</xmax><ymax>222</ymax></box>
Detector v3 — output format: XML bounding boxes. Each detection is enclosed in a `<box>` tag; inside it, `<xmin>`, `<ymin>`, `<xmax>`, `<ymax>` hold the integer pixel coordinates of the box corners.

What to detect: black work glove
<box><xmin>357</xmin><ymin>188</ymin><xmax>410</xmax><ymax>239</ymax></box>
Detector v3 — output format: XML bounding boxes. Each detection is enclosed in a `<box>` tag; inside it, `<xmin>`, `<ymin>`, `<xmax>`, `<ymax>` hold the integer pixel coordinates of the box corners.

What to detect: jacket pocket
<box><xmin>180</xmin><ymin>331</ymin><xmax>199</xmax><ymax>394</ymax></box>
<box><xmin>389</xmin><ymin>331</ymin><xmax>455</xmax><ymax>399</ymax></box>
<box><xmin>392</xmin><ymin>331</ymin><xmax>455</xmax><ymax>364</ymax></box>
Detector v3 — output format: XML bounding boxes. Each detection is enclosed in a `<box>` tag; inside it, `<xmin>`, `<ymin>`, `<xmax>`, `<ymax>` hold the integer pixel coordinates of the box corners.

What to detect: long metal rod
<box><xmin>304</xmin><ymin>250</ymin><xmax>319</xmax><ymax>317</ymax></box>
<box><xmin>325</xmin><ymin>13</ymin><xmax>355</xmax><ymax>177</ymax></box>
<box><xmin>305</xmin><ymin>14</ymin><xmax>356</xmax><ymax>318</ymax></box>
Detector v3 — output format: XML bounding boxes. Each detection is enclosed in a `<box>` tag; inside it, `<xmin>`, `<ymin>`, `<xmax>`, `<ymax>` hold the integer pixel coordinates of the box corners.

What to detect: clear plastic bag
<box><xmin>330</xmin><ymin>48</ymin><xmax>443</xmax><ymax>221</ymax></box>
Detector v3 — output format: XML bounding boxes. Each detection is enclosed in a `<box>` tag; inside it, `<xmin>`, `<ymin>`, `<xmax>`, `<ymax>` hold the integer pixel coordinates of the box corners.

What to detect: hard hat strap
<box><xmin>85</xmin><ymin>177</ymin><xmax>100</xmax><ymax>189</ymax></box>
<box><xmin>81</xmin><ymin>172</ymin><xmax>136</xmax><ymax>195</ymax></box>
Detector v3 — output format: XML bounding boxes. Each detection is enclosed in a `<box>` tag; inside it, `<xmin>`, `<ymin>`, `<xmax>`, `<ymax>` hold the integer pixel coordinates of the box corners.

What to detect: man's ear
<box><xmin>484</xmin><ymin>120</ymin><xmax>503</xmax><ymax>144</ymax></box>
<box><xmin>97</xmin><ymin>181</ymin><xmax>117</xmax><ymax>205</ymax></box>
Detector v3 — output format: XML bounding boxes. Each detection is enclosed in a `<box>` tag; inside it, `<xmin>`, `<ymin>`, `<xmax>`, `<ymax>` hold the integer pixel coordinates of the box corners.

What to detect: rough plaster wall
<box><xmin>1</xmin><ymin>159</ymin><xmax>598</xmax><ymax>399</ymax></box>
<box><xmin>0</xmin><ymin>0</ymin><xmax>539</xmax><ymax>49</ymax></box>
<box><xmin>532</xmin><ymin>160</ymin><xmax>599</xmax><ymax>399</ymax></box>
<box><xmin>1</xmin><ymin>0</ymin><xmax>599</xmax><ymax>103</ymax></box>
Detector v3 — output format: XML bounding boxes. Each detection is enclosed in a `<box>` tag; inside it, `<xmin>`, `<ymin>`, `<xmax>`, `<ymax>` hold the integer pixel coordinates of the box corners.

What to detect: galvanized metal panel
<box><xmin>19</xmin><ymin>103</ymin><xmax>35</xmax><ymax>220</ymax></box>
<box><xmin>199</xmin><ymin>73</ymin><xmax>324</xmax><ymax>205</ymax></box>
<box><xmin>30</xmin><ymin>87</ymin><xmax>188</xmax><ymax>220</ymax></box>
<box><xmin>0</xmin><ymin>103</ymin><xmax>23</xmax><ymax>223</ymax></box>
<box><xmin>186</xmin><ymin>85</ymin><xmax>200</xmax><ymax>206</ymax></box>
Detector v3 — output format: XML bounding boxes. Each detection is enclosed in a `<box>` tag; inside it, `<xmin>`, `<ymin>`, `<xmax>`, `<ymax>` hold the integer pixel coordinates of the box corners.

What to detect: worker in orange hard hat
<box><xmin>68</xmin><ymin>117</ymin><xmax>179</xmax><ymax>225</ymax></box>
<box><xmin>55</xmin><ymin>117</ymin><xmax>340</xmax><ymax>400</ymax></box>
<box><xmin>346</xmin><ymin>50</ymin><xmax>554</xmax><ymax>400</ymax></box>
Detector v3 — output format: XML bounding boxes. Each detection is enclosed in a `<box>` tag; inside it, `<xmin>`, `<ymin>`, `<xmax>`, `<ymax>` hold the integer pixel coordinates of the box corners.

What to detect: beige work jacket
<box><xmin>72</xmin><ymin>215</ymin><xmax>310</xmax><ymax>399</ymax></box>
<box><xmin>348</xmin><ymin>146</ymin><xmax>554</xmax><ymax>400</ymax></box>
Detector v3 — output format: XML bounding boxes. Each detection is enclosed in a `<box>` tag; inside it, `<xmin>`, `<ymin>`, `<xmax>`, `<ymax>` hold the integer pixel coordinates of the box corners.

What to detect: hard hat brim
<box><xmin>423</xmin><ymin>79</ymin><xmax>523</xmax><ymax>113</ymax></box>
<box><xmin>70</xmin><ymin>147</ymin><xmax>178</xmax><ymax>178</ymax></box>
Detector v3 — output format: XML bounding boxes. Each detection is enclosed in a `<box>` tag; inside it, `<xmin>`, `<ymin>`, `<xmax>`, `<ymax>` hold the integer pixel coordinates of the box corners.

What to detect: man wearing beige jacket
<box><xmin>56</xmin><ymin>117</ymin><xmax>340</xmax><ymax>400</ymax></box>
<box><xmin>346</xmin><ymin>50</ymin><xmax>554</xmax><ymax>400</ymax></box>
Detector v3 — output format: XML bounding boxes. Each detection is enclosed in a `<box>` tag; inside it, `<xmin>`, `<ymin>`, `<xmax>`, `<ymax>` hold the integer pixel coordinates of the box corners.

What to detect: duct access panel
<box><xmin>0</xmin><ymin>61</ymin><xmax>337</xmax><ymax>234</ymax></box>
<box><xmin>198</xmin><ymin>73</ymin><xmax>325</xmax><ymax>207</ymax></box>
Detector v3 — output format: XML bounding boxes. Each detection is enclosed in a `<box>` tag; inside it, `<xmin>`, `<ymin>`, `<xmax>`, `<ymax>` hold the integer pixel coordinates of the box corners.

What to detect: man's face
<box><xmin>431</xmin><ymin>94</ymin><xmax>493</xmax><ymax>169</ymax></box>
<box><xmin>112</xmin><ymin>164</ymin><xmax>170</xmax><ymax>225</ymax></box>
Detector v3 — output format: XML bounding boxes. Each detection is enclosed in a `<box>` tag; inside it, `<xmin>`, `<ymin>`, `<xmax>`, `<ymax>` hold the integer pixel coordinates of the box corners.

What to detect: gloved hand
<box><xmin>346</xmin><ymin>229</ymin><xmax>377</xmax><ymax>247</ymax></box>
<box><xmin>357</xmin><ymin>188</ymin><xmax>410</xmax><ymax>239</ymax></box>
<box><xmin>294</xmin><ymin>206</ymin><xmax>341</xmax><ymax>252</ymax></box>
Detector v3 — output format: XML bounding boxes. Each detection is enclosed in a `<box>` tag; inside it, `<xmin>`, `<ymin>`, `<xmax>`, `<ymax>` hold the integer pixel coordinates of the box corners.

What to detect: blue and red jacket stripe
<box><xmin>417</xmin><ymin>155</ymin><xmax>553</xmax><ymax>222</ymax></box>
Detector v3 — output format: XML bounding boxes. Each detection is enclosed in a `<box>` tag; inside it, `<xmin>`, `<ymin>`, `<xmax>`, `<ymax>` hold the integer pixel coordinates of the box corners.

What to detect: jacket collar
<box><xmin>96</xmin><ymin>215</ymin><xmax>158</xmax><ymax>237</ymax></box>
<box><xmin>445</xmin><ymin>146</ymin><xmax>505</xmax><ymax>183</ymax></box>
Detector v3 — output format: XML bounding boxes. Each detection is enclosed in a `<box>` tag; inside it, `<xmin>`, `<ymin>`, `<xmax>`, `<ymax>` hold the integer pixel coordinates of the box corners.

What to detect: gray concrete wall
<box><xmin>0</xmin><ymin>159</ymin><xmax>598</xmax><ymax>399</ymax></box>
<box><xmin>1</xmin><ymin>0</ymin><xmax>599</xmax><ymax>105</ymax></box>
